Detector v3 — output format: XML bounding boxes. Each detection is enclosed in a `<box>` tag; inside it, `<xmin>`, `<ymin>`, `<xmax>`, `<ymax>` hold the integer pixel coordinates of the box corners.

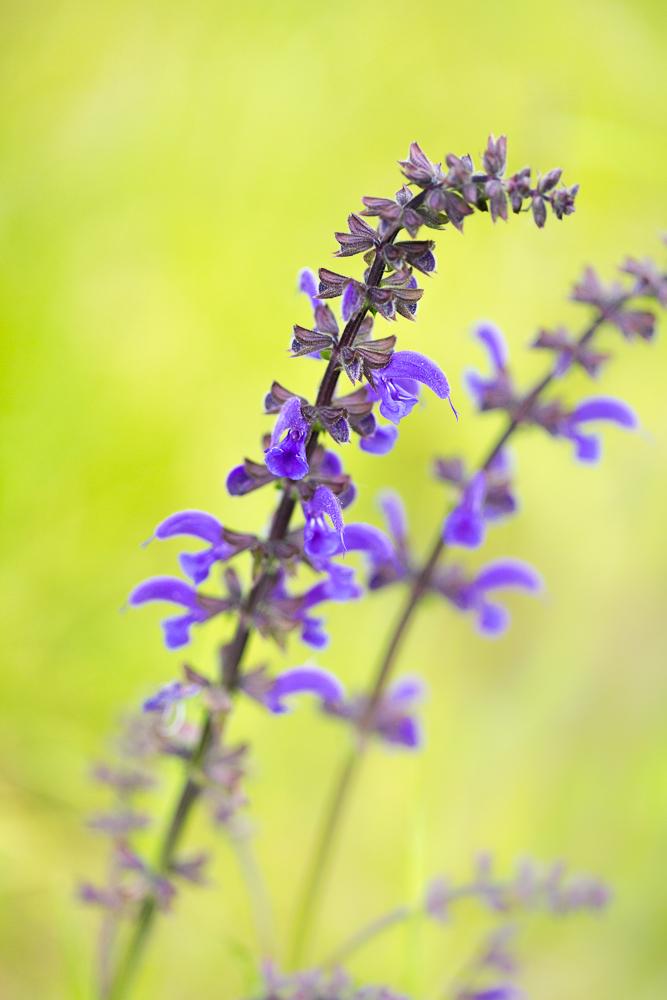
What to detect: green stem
<box><xmin>231</xmin><ymin>832</ymin><xmax>276</xmax><ymax>958</ymax></box>
<box><xmin>322</xmin><ymin>904</ymin><xmax>413</xmax><ymax>969</ymax></box>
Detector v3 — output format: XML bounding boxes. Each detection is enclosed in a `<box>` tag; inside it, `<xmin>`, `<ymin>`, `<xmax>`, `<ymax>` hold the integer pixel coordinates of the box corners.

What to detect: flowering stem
<box><xmin>289</xmin><ymin>304</ymin><xmax>622</xmax><ymax>967</ymax></box>
<box><xmin>103</xmin><ymin>197</ymin><xmax>424</xmax><ymax>997</ymax></box>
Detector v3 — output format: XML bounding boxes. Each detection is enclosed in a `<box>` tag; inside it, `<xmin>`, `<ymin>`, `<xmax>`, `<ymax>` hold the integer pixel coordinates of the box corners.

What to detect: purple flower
<box><xmin>301</xmin><ymin>562</ymin><xmax>361</xmax><ymax>608</ymax></box>
<box><xmin>129</xmin><ymin>577</ymin><xmax>226</xmax><ymax>649</ymax></box>
<box><xmin>369</xmin><ymin>350</ymin><xmax>454</xmax><ymax>424</ymax></box>
<box><xmin>371</xmin><ymin>676</ymin><xmax>425</xmax><ymax>748</ymax></box>
<box><xmin>324</xmin><ymin>675</ymin><xmax>425</xmax><ymax>750</ymax></box>
<box><xmin>562</xmin><ymin>395</ymin><xmax>638</xmax><ymax>463</ymax></box>
<box><xmin>435</xmin><ymin>560</ymin><xmax>542</xmax><ymax>636</ymax></box>
<box><xmin>361</xmin><ymin>492</ymin><xmax>411</xmax><ymax>589</ymax></box>
<box><xmin>359</xmin><ymin>424</ymin><xmax>399</xmax><ymax>455</ymax></box>
<box><xmin>263</xmin><ymin>665</ymin><xmax>345</xmax><ymax>714</ymax></box>
<box><xmin>297</xmin><ymin>268</ymin><xmax>340</xmax><ymax>357</ymax></box>
<box><xmin>483</xmin><ymin>450</ymin><xmax>518</xmax><ymax>520</ymax></box>
<box><xmin>303</xmin><ymin>486</ymin><xmax>344</xmax><ymax>560</ymax></box>
<box><xmin>443</xmin><ymin>472</ymin><xmax>487</xmax><ymax>548</ymax></box>
<box><xmin>143</xmin><ymin>680</ymin><xmax>202</xmax><ymax>713</ymax></box>
<box><xmin>342</xmin><ymin>280</ymin><xmax>366</xmax><ymax>321</ymax></box>
<box><xmin>267</xmin><ymin>562</ymin><xmax>363</xmax><ymax>650</ymax></box>
<box><xmin>466</xmin><ymin>323</ymin><xmax>515</xmax><ymax>412</ymax></box>
<box><xmin>298</xmin><ymin>267</ymin><xmax>319</xmax><ymax>306</ymax></box>
<box><xmin>152</xmin><ymin>510</ymin><xmax>236</xmax><ymax>585</ymax></box>
<box><xmin>265</xmin><ymin>396</ymin><xmax>311</xmax><ymax>480</ymax></box>
<box><xmin>462</xmin><ymin>988</ymin><xmax>524</xmax><ymax>1000</ymax></box>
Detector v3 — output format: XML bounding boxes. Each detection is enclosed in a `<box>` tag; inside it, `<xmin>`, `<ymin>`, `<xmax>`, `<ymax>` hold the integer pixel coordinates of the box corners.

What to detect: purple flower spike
<box><xmin>264</xmin><ymin>665</ymin><xmax>345</xmax><ymax>714</ymax></box>
<box><xmin>371</xmin><ymin>350</ymin><xmax>453</xmax><ymax>425</ymax></box>
<box><xmin>359</xmin><ymin>424</ymin><xmax>399</xmax><ymax>454</ymax></box>
<box><xmin>565</xmin><ymin>395</ymin><xmax>638</xmax><ymax>463</ymax></box>
<box><xmin>265</xmin><ymin>396</ymin><xmax>311</xmax><ymax>480</ymax></box>
<box><xmin>143</xmin><ymin>680</ymin><xmax>202</xmax><ymax>713</ymax></box>
<box><xmin>303</xmin><ymin>486</ymin><xmax>345</xmax><ymax>560</ymax></box>
<box><xmin>443</xmin><ymin>472</ymin><xmax>487</xmax><ymax>548</ymax></box>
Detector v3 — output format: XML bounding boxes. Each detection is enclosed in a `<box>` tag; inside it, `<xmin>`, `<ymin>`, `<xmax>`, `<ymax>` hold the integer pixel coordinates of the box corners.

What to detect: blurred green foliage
<box><xmin>1</xmin><ymin>0</ymin><xmax>666</xmax><ymax>997</ymax></box>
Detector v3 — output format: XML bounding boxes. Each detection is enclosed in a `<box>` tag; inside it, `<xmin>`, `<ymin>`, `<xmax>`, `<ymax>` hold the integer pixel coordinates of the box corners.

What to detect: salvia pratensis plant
<box><xmin>81</xmin><ymin>136</ymin><xmax>666</xmax><ymax>1000</ymax></box>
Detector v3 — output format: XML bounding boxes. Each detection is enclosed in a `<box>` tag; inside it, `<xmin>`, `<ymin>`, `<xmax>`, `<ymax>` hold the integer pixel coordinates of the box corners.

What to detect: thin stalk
<box><xmin>231</xmin><ymin>832</ymin><xmax>276</xmax><ymax>959</ymax></box>
<box><xmin>322</xmin><ymin>904</ymin><xmax>413</xmax><ymax>969</ymax></box>
<box><xmin>102</xmin><ymin>196</ymin><xmax>423</xmax><ymax>998</ymax></box>
<box><xmin>289</xmin><ymin>305</ymin><xmax>621</xmax><ymax>967</ymax></box>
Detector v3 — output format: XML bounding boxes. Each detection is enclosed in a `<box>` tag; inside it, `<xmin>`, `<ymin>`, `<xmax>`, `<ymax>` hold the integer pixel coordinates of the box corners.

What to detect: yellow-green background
<box><xmin>2</xmin><ymin>1</ymin><xmax>666</xmax><ymax>997</ymax></box>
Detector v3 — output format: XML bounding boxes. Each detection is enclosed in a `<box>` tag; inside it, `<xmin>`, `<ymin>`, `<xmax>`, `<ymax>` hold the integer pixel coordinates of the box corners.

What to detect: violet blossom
<box><xmin>265</xmin><ymin>396</ymin><xmax>311</xmax><ymax>480</ymax></box>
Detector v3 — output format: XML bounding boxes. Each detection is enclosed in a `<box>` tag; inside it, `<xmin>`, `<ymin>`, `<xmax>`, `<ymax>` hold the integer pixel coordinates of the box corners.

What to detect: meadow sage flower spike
<box><xmin>82</xmin><ymin>137</ymin><xmax>665</xmax><ymax>1000</ymax></box>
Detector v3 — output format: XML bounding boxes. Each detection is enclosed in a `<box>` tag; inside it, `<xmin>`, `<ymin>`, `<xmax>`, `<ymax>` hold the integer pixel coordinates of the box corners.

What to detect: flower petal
<box><xmin>342</xmin><ymin>523</ymin><xmax>396</xmax><ymax>562</ymax></box>
<box><xmin>154</xmin><ymin>510</ymin><xmax>223</xmax><ymax>544</ymax></box>
<box><xmin>360</xmin><ymin>425</ymin><xmax>399</xmax><ymax>454</ymax></box>
<box><xmin>475</xmin><ymin>321</ymin><xmax>508</xmax><ymax>371</ymax></box>
<box><xmin>129</xmin><ymin>577</ymin><xmax>199</xmax><ymax>609</ymax></box>
<box><xmin>570</xmin><ymin>396</ymin><xmax>638</xmax><ymax>429</ymax></box>
<box><xmin>474</xmin><ymin>560</ymin><xmax>542</xmax><ymax>593</ymax></box>
<box><xmin>380</xmin><ymin>350</ymin><xmax>451</xmax><ymax>399</ymax></box>
<box><xmin>379</xmin><ymin>491</ymin><xmax>408</xmax><ymax>548</ymax></box>
<box><xmin>387</xmin><ymin>675</ymin><xmax>425</xmax><ymax>705</ymax></box>
<box><xmin>309</xmin><ymin>486</ymin><xmax>344</xmax><ymax>536</ymax></box>
<box><xmin>270</xmin><ymin>396</ymin><xmax>309</xmax><ymax>446</ymax></box>
<box><xmin>162</xmin><ymin>613</ymin><xmax>200</xmax><ymax>649</ymax></box>
<box><xmin>477</xmin><ymin>601</ymin><xmax>510</xmax><ymax>636</ymax></box>
<box><xmin>298</xmin><ymin>267</ymin><xmax>319</xmax><ymax>303</ymax></box>
<box><xmin>265</xmin><ymin>665</ymin><xmax>345</xmax><ymax>714</ymax></box>
<box><xmin>143</xmin><ymin>680</ymin><xmax>202</xmax><ymax>713</ymax></box>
